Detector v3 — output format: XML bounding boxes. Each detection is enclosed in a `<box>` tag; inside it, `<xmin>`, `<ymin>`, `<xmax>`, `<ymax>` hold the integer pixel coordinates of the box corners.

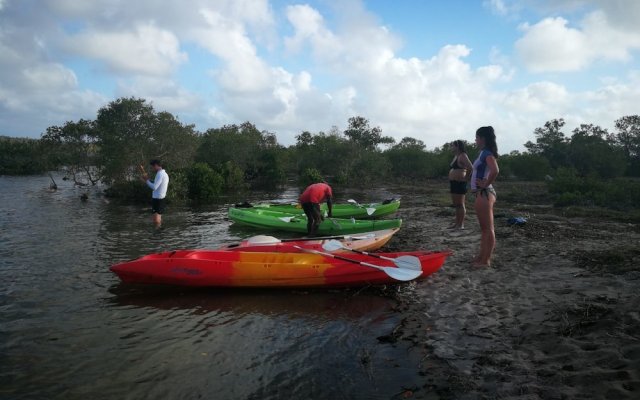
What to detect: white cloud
<box><xmin>503</xmin><ymin>81</ymin><xmax>570</xmax><ymax>113</ymax></box>
<box><xmin>580</xmin><ymin>70</ymin><xmax>640</xmax><ymax>124</ymax></box>
<box><xmin>484</xmin><ymin>0</ymin><xmax>509</xmax><ymax>16</ymax></box>
<box><xmin>516</xmin><ymin>17</ymin><xmax>589</xmax><ymax>72</ymax></box>
<box><xmin>1</xmin><ymin>0</ymin><xmax>639</xmax><ymax>153</ymax></box>
<box><xmin>22</xmin><ymin>63</ymin><xmax>78</xmax><ymax>91</ymax></box>
<box><xmin>66</xmin><ymin>23</ymin><xmax>187</xmax><ymax>76</ymax></box>
<box><xmin>282</xmin><ymin>4</ymin><xmax>510</xmax><ymax>147</ymax></box>
<box><xmin>115</xmin><ymin>76</ymin><xmax>201</xmax><ymax>113</ymax></box>
<box><xmin>516</xmin><ymin>12</ymin><xmax>640</xmax><ymax>72</ymax></box>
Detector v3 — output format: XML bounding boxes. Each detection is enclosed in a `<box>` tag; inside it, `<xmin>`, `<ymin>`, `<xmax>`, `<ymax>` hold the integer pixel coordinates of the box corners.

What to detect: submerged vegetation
<box><xmin>1</xmin><ymin>97</ymin><xmax>639</xmax><ymax>211</ymax></box>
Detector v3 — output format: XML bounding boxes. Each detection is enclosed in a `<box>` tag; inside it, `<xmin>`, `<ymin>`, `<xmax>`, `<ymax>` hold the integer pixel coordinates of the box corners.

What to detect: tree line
<box><xmin>1</xmin><ymin>97</ymin><xmax>639</xmax><ymax>208</ymax></box>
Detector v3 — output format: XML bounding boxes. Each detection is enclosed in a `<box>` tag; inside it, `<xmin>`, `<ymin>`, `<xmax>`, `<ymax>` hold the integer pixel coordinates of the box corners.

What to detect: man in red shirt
<box><xmin>299</xmin><ymin>182</ymin><xmax>333</xmax><ymax>236</ymax></box>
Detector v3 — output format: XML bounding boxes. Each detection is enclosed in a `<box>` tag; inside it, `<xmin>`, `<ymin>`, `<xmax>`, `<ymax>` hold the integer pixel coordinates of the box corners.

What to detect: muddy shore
<box><xmin>377</xmin><ymin>181</ymin><xmax>640</xmax><ymax>399</ymax></box>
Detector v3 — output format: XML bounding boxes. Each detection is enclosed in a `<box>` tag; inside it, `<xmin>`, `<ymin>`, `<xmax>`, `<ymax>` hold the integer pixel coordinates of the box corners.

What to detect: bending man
<box><xmin>299</xmin><ymin>181</ymin><xmax>333</xmax><ymax>236</ymax></box>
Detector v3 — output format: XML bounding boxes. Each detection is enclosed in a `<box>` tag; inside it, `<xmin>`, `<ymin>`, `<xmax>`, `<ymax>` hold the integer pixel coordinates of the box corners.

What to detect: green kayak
<box><xmin>228</xmin><ymin>207</ymin><xmax>402</xmax><ymax>234</ymax></box>
<box><xmin>240</xmin><ymin>198</ymin><xmax>400</xmax><ymax>219</ymax></box>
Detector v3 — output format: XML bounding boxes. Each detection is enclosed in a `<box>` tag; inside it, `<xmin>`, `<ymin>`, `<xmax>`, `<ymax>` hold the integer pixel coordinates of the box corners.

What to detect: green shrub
<box><xmin>548</xmin><ymin>168</ymin><xmax>640</xmax><ymax>209</ymax></box>
<box><xmin>334</xmin><ymin>170</ymin><xmax>349</xmax><ymax>185</ymax></box>
<box><xmin>166</xmin><ymin>169</ymin><xmax>189</xmax><ymax>203</ymax></box>
<box><xmin>500</xmin><ymin>153</ymin><xmax>552</xmax><ymax>181</ymax></box>
<box><xmin>186</xmin><ymin>162</ymin><xmax>224</xmax><ymax>202</ymax></box>
<box><xmin>299</xmin><ymin>167</ymin><xmax>324</xmax><ymax>186</ymax></box>
<box><xmin>221</xmin><ymin>161</ymin><xmax>247</xmax><ymax>191</ymax></box>
<box><xmin>554</xmin><ymin>191</ymin><xmax>582</xmax><ymax>207</ymax></box>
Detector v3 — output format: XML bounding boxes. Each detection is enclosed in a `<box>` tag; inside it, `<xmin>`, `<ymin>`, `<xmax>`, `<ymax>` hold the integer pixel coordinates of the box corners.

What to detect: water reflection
<box><xmin>0</xmin><ymin>175</ymin><xmax>422</xmax><ymax>400</ymax></box>
<box><xmin>108</xmin><ymin>284</ymin><xmax>393</xmax><ymax>320</ymax></box>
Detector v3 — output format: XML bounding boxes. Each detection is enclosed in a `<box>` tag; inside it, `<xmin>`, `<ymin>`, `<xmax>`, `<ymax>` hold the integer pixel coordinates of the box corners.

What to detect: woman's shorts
<box><xmin>450</xmin><ymin>180</ymin><xmax>468</xmax><ymax>195</ymax></box>
<box><xmin>151</xmin><ymin>198</ymin><xmax>166</xmax><ymax>214</ymax></box>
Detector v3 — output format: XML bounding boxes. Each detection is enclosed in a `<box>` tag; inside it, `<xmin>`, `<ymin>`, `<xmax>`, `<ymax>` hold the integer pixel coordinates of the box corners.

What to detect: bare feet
<box><xmin>472</xmin><ymin>261</ymin><xmax>490</xmax><ymax>268</ymax></box>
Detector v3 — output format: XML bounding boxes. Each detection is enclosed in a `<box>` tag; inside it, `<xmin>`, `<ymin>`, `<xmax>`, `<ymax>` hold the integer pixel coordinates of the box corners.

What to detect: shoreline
<box><xmin>377</xmin><ymin>182</ymin><xmax>640</xmax><ymax>399</ymax></box>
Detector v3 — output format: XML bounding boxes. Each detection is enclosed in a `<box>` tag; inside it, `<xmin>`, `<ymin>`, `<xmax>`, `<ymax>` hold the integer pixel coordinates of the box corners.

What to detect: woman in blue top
<box><xmin>471</xmin><ymin>126</ymin><xmax>500</xmax><ymax>267</ymax></box>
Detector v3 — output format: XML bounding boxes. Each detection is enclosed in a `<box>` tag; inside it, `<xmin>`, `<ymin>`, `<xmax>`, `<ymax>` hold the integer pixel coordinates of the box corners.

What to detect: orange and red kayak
<box><xmin>110</xmin><ymin>248</ymin><xmax>451</xmax><ymax>288</ymax></box>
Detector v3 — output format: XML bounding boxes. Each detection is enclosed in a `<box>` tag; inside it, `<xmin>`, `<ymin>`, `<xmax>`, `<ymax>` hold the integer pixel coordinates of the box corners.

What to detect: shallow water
<box><xmin>0</xmin><ymin>174</ymin><xmax>421</xmax><ymax>400</ymax></box>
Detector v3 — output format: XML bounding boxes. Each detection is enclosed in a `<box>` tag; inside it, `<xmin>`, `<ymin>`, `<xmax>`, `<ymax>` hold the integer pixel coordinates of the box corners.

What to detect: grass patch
<box><xmin>573</xmin><ymin>247</ymin><xmax>640</xmax><ymax>274</ymax></box>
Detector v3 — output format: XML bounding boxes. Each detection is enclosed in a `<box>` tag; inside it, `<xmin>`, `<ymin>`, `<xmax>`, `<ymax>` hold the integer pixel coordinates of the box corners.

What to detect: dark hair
<box><xmin>150</xmin><ymin>159</ymin><xmax>162</xmax><ymax>167</ymax></box>
<box><xmin>476</xmin><ymin>126</ymin><xmax>499</xmax><ymax>158</ymax></box>
<box><xmin>453</xmin><ymin>140</ymin><xmax>466</xmax><ymax>153</ymax></box>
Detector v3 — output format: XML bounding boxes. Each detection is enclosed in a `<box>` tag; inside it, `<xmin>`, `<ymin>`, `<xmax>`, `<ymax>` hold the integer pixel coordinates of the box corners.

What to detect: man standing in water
<box><xmin>299</xmin><ymin>181</ymin><xmax>333</xmax><ymax>236</ymax></box>
<box><xmin>140</xmin><ymin>159</ymin><xmax>169</xmax><ymax>227</ymax></box>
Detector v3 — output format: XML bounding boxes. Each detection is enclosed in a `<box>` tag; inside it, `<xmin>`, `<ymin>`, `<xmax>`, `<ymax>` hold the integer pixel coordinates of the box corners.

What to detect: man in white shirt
<box><xmin>140</xmin><ymin>159</ymin><xmax>169</xmax><ymax>227</ymax></box>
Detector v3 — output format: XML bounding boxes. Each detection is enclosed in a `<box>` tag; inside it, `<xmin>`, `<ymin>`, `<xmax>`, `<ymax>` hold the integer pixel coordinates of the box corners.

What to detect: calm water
<box><xmin>0</xmin><ymin>174</ymin><xmax>422</xmax><ymax>400</ymax></box>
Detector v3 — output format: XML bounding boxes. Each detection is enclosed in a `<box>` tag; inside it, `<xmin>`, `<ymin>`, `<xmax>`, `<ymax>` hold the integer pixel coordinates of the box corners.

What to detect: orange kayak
<box><xmin>110</xmin><ymin>248</ymin><xmax>451</xmax><ymax>288</ymax></box>
<box><xmin>218</xmin><ymin>228</ymin><xmax>399</xmax><ymax>253</ymax></box>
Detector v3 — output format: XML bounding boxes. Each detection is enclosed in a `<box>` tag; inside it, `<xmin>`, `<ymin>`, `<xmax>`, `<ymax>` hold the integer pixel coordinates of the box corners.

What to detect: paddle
<box><xmin>347</xmin><ymin>199</ymin><xmax>376</xmax><ymax>216</ymax></box>
<box><xmin>293</xmin><ymin>246</ymin><xmax>422</xmax><ymax>281</ymax></box>
<box><xmin>245</xmin><ymin>233</ymin><xmax>375</xmax><ymax>245</ymax></box>
<box><xmin>322</xmin><ymin>240</ymin><xmax>422</xmax><ymax>271</ymax></box>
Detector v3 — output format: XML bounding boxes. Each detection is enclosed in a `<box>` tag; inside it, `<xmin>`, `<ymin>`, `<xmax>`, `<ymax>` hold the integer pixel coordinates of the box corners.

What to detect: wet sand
<box><xmin>378</xmin><ymin>181</ymin><xmax>640</xmax><ymax>399</ymax></box>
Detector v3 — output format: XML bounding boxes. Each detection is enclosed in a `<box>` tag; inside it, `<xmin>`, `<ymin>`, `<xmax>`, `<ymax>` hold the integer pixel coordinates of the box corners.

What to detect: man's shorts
<box><xmin>301</xmin><ymin>202</ymin><xmax>321</xmax><ymax>220</ymax></box>
<box><xmin>151</xmin><ymin>198</ymin><xmax>166</xmax><ymax>214</ymax></box>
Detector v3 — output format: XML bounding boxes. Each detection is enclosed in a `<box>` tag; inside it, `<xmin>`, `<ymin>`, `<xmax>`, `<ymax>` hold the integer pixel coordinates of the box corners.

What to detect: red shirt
<box><xmin>299</xmin><ymin>183</ymin><xmax>333</xmax><ymax>204</ymax></box>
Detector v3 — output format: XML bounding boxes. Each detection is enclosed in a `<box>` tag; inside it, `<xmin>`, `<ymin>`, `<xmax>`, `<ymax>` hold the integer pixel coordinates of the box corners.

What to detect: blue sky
<box><xmin>1</xmin><ymin>0</ymin><xmax>639</xmax><ymax>151</ymax></box>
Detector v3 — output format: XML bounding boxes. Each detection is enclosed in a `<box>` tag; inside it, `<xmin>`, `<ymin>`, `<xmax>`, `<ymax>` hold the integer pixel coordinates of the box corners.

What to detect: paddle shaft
<box><xmin>344</xmin><ymin>247</ymin><xmax>391</xmax><ymax>261</ymax></box>
<box><xmin>279</xmin><ymin>234</ymin><xmax>369</xmax><ymax>242</ymax></box>
<box><xmin>294</xmin><ymin>246</ymin><xmax>386</xmax><ymax>269</ymax></box>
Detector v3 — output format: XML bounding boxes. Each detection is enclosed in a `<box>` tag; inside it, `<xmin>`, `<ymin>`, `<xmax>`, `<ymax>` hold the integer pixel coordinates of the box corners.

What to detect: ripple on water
<box><xmin>0</xmin><ymin>175</ymin><xmax>421</xmax><ymax>400</ymax></box>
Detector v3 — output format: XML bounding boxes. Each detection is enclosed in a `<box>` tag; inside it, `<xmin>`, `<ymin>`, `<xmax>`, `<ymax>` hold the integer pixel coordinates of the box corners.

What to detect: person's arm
<box><xmin>477</xmin><ymin>156</ymin><xmax>499</xmax><ymax>188</ymax></box>
<box><xmin>326</xmin><ymin>196</ymin><xmax>333</xmax><ymax>218</ymax></box>
<box><xmin>461</xmin><ymin>154</ymin><xmax>473</xmax><ymax>172</ymax></box>
<box><xmin>146</xmin><ymin>172</ymin><xmax>164</xmax><ymax>191</ymax></box>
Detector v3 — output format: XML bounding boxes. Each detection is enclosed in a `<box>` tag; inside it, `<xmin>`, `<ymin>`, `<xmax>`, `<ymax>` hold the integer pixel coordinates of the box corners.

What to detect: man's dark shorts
<box><xmin>449</xmin><ymin>180</ymin><xmax>468</xmax><ymax>195</ymax></box>
<box><xmin>151</xmin><ymin>198</ymin><xmax>166</xmax><ymax>214</ymax></box>
<box><xmin>301</xmin><ymin>202</ymin><xmax>321</xmax><ymax>220</ymax></box>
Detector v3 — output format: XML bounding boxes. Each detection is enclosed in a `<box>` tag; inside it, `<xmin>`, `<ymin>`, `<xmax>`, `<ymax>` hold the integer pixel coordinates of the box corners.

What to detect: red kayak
<box><xmin>110</xmin><ymin>247</ymin><xmax>451</xmax><ymax>288</ymax></box>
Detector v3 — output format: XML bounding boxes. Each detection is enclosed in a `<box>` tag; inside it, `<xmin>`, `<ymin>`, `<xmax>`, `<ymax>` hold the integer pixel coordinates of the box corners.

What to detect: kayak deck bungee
<box><xmin>110</xmin><ymin>248</ymin><xmax>451</xmax><ymax>288</ymax></box>
<box><xmin>228</xmin><ymin>207</ymin><xmax>402</xmax><ymax>234</ymax></box>
<box><xmin>243</xmin><ymin>199</ymin><xmax>400</xmax><ymax>219</ymax></box>
<box><xmin>218</xmin><ymin>228</ymin><xmax>399</xmax><ymax>253</ymax></box>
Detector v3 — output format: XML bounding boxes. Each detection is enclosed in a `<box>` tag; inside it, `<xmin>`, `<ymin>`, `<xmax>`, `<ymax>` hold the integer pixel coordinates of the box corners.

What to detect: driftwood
<box><xmin>48</xmin><ymin>173</ymin><xmax>58</xmax><ymax>190</ymax></box>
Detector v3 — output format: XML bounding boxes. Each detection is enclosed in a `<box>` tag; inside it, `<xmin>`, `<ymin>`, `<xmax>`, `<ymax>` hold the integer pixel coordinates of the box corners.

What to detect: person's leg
<box><xmin>459</xmin><ymin>194</ymin><xmax>467</xmax><ymax>228</ymax></box>
<box><xmin>151</xmin><ymin>198</ymin><xmax>165</xmax><ymax>228</ymax></box>
<box><xmin>302</xmin><ymin>203</ymin><xmax>314</xmax><ymax>235</ymax></box>
<box><xmin>309</xmin><ymin>203</ymin><xmax>322</xmax><ymax>236</ymax></box>
<box><xmin>474</xmin><ymin>193</ymin><xmax>495</xmax><ymax>266</ymax></box>
<box><xmin>451</xmin><ymin>193</ymin><xmax>465</xmax><ymax>228</ymax></box>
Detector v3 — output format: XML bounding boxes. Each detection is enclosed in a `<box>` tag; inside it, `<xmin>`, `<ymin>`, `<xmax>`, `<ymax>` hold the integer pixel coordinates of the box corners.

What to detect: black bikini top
<box><xmin>450</xmin><ymin>156</ymin><xmax>463</xmax><ymax>170</ymax></box>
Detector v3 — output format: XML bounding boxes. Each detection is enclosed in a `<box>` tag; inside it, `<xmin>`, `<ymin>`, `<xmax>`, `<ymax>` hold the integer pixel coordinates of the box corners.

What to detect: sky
<box><xmin>1</xmin><ymin>0</ymin><xmax>640</xmax><ymax>152</ymax></box>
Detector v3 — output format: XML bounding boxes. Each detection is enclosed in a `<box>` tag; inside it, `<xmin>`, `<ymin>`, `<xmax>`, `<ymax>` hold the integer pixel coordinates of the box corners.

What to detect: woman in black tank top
<box><xmin>448</xmin><ymin>140</ymin><xmax>473</xmax><ymax>229</ymax></box>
